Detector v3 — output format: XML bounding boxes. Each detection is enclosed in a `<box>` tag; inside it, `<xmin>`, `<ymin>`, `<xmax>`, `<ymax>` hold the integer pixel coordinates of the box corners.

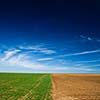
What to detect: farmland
<box><xmin>0</xmin><ymin>73</ymin><xmax>100</xmax><ymax>100</ymax></box>
<box><xmin>0</xmin><ymin>73</ymin><xmax>52</xmax><ymax>100</ymax></box>
<box><xmin>52</xmin><ymin>74</ymin><xmax>100</xmax><ymax>100</ymax></box>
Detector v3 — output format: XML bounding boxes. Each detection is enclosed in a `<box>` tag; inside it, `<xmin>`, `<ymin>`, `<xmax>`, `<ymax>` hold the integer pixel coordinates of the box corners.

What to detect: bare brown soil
<box><xmin>52</xmin><ymin>74</ymin><xmax>100</xmax><ymax>100</ymax></box>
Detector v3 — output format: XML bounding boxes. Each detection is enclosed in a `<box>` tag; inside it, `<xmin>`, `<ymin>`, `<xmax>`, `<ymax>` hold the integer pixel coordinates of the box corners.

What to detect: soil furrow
<box><xmin>52</xmin><ymin>74</ymin><xmax>100</xmax><ymax>100</ymax></box>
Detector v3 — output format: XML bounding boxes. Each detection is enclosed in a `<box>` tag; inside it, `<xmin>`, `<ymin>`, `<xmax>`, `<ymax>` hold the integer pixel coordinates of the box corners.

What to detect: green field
<box><xmin>1</xmin><ymin>73</ymin><xmax>100</xmax><ymax>100</ymax></box>
<box><xmin>0</xmin><ymin>73</ymin><xmax>52</xmax><ymax>100</ymax></box>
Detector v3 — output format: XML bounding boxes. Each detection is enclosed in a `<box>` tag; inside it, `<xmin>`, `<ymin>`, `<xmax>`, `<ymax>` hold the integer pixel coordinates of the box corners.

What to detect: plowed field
<box><xmin>52</xmin><ymin>74</ymin><xmax>100</xmax><ymax>100</ymax></box>
<box><xmin>0</xmin><ymin>73</ymin><xmax>100</xmax><ymax>100</ymax></box>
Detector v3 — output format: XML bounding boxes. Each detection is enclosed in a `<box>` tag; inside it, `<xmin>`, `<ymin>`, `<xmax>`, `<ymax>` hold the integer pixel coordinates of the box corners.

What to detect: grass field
<box><xmin>0</xmin><ymin>73</ymin><xmax>52</xmax><ymax>100</ymax></box>
<box><xmin>0</xmin><ymin>73</ymin><xmax>100</xmax><ymax>100</ymax></box>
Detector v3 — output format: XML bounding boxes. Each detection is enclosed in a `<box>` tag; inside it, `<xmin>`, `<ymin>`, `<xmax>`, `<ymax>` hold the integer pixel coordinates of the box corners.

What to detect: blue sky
<box><xmin>0</xmin><ymin>42</ymin><xmax>100</xmax><ymax>73</ymax></box>
<box><xmin>0</xmin><ymin>0</ymin><xmax>100</xmax><ymax>73</ymax></box>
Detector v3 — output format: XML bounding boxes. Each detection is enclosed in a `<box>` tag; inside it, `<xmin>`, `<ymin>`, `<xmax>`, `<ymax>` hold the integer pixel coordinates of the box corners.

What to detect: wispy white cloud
<box><xmin>80</xmin><ymin>35</ymin><xmax>86</xmax><ymax>39</ymax></box>
<box><xmin>0</xmin><ymin>44</ymin><xmax>99</xmax><ymax>73</ymax></box>
<box><xmin>87</xmin><ymin>37</ymin><xmax>92</xmax><ymax>41</ymax></box>
<box><xmin>58</xmin><ymin>49</ymin><xmax>100</xmax><ymax>57</ymax></box>
<box><xmin>1</xmin><ymin>49</ymin><xmax>21</xmax><ymax>61</ymax></box>
<box><xmin>0</xmin><ymin>50</ymin><xmax>47</xmax><ymax>70</ymax></box>
<box><xmin>19</xmin><ymin>45</ymin><xmax>56</xmax><ymax>54</ymax></box>
<box><xmin>37</xmin><ymin>57</ymin><xmax>54</xmax><ymax>61</ymax></box>
<box><xmin>80</xmin><ymin>35</ymin><xmax>100</xmax><ymax>43</ymax></box>
<box><xmin>80</xmin><ymin>35</ymin><xmax>93</xmax><ymax>41</ymax></box>
<box><xmin>0</xmin><ymin>49</ymin><xmax>61</xmax><ymax>71</ymax></box>
<box><xmin>0</xmin><ymin>48</ymin><xmax>93</xmax><ymax>72</ymax></box>
<box><xmin>76</xmin><ymin>59</ymin><xmax>100</xmax><ymax>63</ymax></box>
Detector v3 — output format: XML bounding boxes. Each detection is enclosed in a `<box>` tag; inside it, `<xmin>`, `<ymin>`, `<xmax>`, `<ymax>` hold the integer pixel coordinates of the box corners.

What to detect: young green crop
<box><xmin>0</xmin><ymin>73</ymin><xmax>52</xmax><ymax>100</ymax></box>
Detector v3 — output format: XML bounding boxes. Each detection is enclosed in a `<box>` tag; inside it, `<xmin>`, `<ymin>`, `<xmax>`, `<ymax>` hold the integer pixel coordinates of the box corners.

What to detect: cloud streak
<box><xmin>1</xmin><ymin>49</ymin><xmax>21</xmax><ymax>61</ymax></box>
<box><xmin>37</xmin><ymin>57</ymin><xmax>54</xmax><ymax>61</ymax></box>
<box><xmin>76</xmin><ymin>59</ymin><xmax>100</xmax><ymax>63</ymax></box>
<box><xmin>58</xmin><ymin>49</ymin><xmax>100</xmax><ymax>57</ymax></box>
<box><xmin>80</xmin><ymin>35</ymin><xmax>100</xmax><ymax>43</ymax></box>
<box><xmin>0</xmin><ymin>48</ymin><xmax>93</xmax><ymax>73</ymax></box>
<box><xmin>19</xmin><ymin>45</ymin><xmax>56</xmax><ymax>54</ymax></box>
<box><xmin>0</xmin><ymin>44</ymin><xmax>99</xmax><ymax>73</ymax></box>
<box><xmin>80</xmin><ymin>35</ymin><xmax>93</xmax><ymax>41</ymax></box>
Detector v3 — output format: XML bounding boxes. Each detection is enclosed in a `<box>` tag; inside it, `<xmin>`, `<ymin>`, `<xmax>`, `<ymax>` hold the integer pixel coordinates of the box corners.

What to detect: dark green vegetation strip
<box><xmin>0</xmin><ymin>73</ymin><xmax>52</xmax><ymax>100</ymax></box>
